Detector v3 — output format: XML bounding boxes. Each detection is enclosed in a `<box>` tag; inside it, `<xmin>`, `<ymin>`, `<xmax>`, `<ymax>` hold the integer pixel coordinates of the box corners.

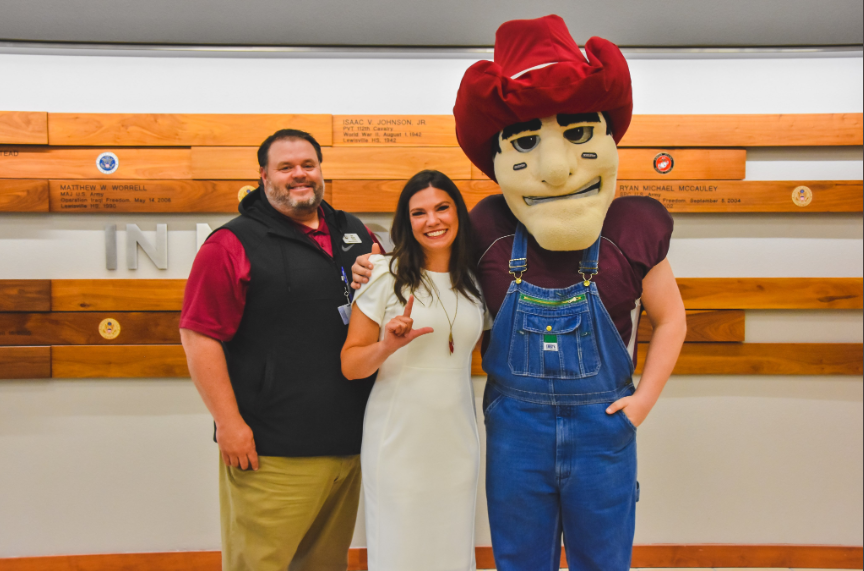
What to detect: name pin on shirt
<box><xmin>343</xmin><ymin>233</ymin><xmax>362</xmax><ymax>244</ymax></box>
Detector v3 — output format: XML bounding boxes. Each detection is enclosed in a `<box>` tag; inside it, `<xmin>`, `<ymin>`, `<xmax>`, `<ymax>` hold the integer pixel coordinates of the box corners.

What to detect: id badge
<box><xmin>338</xmin><ymin>303</ymin><xmax>352</xmax><ymax>325</ymax></box>
<box><xmin>343</xmin><ymin>233</ymin><xmax>362</xmax><ymax>244</ymax></box>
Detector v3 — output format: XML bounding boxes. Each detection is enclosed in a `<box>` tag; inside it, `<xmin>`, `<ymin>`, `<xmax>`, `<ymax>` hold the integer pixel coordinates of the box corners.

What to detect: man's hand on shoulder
<box><xmin>351</xmin><ymin>243</ymin><xmax>380</xmax><ymax>290</ymax></box>
<box><xmin>217</xmin><ymin>417</ymin><xmax>259</xmax><ymax>471</ymax></box>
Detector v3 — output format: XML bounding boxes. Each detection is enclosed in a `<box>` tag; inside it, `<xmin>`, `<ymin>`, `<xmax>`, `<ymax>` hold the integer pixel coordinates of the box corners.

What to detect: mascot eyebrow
<box><xmin>493</xmin><ymin>112</ymin><xmax>612</xmax><ymax>155</ymax></box>
<box><xmin>501</xmin><ymin>119</ymin><xmax>542</xmax><ymax>141</ymax></box>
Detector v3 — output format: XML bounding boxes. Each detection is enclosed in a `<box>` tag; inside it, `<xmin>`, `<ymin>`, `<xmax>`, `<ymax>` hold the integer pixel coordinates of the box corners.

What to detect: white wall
<box><xmin>0</xmin><ymin>51</ymin><xmax>861</xmax><ymax>557</ymax></box>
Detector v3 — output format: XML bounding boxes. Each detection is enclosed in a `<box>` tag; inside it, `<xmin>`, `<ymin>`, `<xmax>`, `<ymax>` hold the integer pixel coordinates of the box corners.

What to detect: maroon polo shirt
<box><xmin>470</xmin><ymin>195</ymin><xmax>673</xmax><ymax>363</ymax></box>
<box><xmin>180</xmin><ymin>207</ymin><xmax>382</xmax><ymax>342</ymax></box>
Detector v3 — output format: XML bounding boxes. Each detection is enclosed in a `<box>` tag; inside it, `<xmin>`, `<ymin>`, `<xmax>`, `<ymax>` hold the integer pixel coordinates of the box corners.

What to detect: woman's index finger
<box><xmin>403</xmin><ymin>295</ymin><xmax>414</xmax><ymax>317</ymax></box>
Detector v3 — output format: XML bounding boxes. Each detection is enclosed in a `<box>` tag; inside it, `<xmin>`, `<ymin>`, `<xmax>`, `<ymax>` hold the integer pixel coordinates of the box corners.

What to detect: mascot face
<box><xmin>493</xmin><ymin>112</ymin><xmax>619</xmax><ymax>251</ymax></box>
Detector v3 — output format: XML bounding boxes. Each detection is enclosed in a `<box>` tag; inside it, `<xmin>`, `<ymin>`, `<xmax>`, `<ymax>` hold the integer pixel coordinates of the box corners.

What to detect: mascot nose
<box><xmin>538</xmin><ymin>138</ymin><xmax>571</xmax><ymax>186</ymax></box>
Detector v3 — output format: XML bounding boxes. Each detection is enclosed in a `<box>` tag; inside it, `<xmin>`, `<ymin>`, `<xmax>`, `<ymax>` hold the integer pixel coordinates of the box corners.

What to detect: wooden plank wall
<box><xmin>0</xmin><ymin>278</ymin><xmax>860</xmax><ymax>379</ymax></box>
<box><xmin>0</xmin><ymin>112</ymin><xmax>859</xmax><ymax>213</ymax></box>
<box><xmin>0</xmin><ymin>112</ymin><xmax>861</xmax><ymax>380</ymax></box>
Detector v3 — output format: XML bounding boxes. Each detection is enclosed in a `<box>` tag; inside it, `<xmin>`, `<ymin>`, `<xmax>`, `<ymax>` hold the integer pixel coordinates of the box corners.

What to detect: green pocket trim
<box><xmin>519</xmin><ymin>293</ymin><xmax>586</xmax><ymax>306</ymax></box>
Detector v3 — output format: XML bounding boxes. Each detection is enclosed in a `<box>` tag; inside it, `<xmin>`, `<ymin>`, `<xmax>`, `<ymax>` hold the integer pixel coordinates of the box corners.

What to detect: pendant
<box><xmin>448</xmin><ymin>332</ymin><xmax>454</xmax><ymax>355</ymax></box>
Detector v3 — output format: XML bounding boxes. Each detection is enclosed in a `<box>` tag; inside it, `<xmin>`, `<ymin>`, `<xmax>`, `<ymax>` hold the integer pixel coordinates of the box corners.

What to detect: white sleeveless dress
<box><xmin>353</xmin><ymin>255</ymin><xmax>484</xmax><ymax>571</ymax></box>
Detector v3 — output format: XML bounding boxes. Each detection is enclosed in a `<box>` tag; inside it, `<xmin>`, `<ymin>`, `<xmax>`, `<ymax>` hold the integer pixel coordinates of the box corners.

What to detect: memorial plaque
<box><xmin>0</xmin><ymin>312</ymin><xmax>180</xmax><ymax>345</ymax></box>
<box><xmin>616</xmin><ymin>180</ymin><xmax>863</xmax><ymax>212</ymax></box>
<box><xmin>49</xmin><ymin>180</ymin><xmax>256</xmax><ymax>213</ymax></box>
<box><xmin>0</xmin><ymin>147</ymin><xmax>192</xmax><ymax>179</ymax></box>
<box><xmin>0</xmin><ymin>111</ymin><xmax>48</xmax><ymax>145</ymax></box>
<box><xmin>333</xmin><ymin>115</ymin><xmax>457</xmax><ymax>146</ymax></box>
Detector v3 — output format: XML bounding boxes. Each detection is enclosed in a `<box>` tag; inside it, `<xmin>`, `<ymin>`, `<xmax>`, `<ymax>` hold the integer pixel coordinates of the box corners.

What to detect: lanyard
<box><xmin>340</xmin><ymin>267</ymin><xmax>354</xmax><ymax>304</ymax></box>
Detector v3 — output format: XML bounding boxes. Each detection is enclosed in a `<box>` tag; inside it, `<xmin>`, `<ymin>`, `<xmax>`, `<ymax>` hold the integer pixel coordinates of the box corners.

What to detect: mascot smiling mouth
<box><xmin>524</xmin><ymin>177</ymin><xmax>602</xmax><ymax>206</ymax></box>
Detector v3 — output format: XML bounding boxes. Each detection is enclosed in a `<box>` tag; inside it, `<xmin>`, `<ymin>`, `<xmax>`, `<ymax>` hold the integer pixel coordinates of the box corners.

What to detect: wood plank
<box><xmin>52</xmin><ymin>345</ymin><xmax>189</xmax><ymax>378</ymax></box>
<box><xmin>335</xmin><ymin>179</ymin><xmax>863</xmax><ymax>214</ymax></box>
<box><xmin>631</xmin><ymin>543</ymin><xmax>864</xmax><ymax>568</ymax></box>
<box><xmin>0</xmin><ymin>551</ymin><xmax>220</xmax><ymax>571</ymax></box>
<box><xmin>679</xmin><ymin>277</ymin><xmax>863</xmax><ymax>310</ymax></box>
<box><xmin>0</xmin><ymin>112</ymin><xmax>48</xmax><ymax>145</ymax></box>
<box><xmin>331</xmin><ymin>179</ymin><xmax>498</xmax><ymax>211</ymax></box>
<box><xmin>638</xmin><ymin>310</ymin><xmax>745</xmax><ymax>343</ymax></box>
<box><xmin>51</xmin><ymin>279</ymin><xmax>186</xmax><ymax>311</ymax></box>
<box><xmin>49</xmin><ymin>179</ymin><xmax>255</xmax><ymax>213</ymax></box>
<box><xmin>0</xmin><ymin>179</ymin><xmax>49</xmax><ymax>212</ymax></box>
<box><xmin>472</xmin><ymin>342</ymin><xmax>863</xmax><ymax>376</ymax></box>
<box><xmin>333</xmin><ymin>115</ymin><xmax>457</xmax><ymax>146</ymax></box>
<box><xmin>0</xmin><ymin>312</ymin><xmax>180</xmax><ymax>346</ymax></box>
<box><xmin>0</xmin><ymin>147</ymin><xmax>192</xmax><ymax>179</ymax></box>
<box><xmin>2</xmin><ymin>545</ymin><xmax>860</xmax><ymax>570</ymax></box>
<box><xmin>192</xmin><ymin>146</ymin><xmax>473</xmax><ymax>180</ymax></box>
<box><xmin>0</xmin><ymin>346</ymin><xmax>51</xmax><ymax>379</ymax></box>
<box><xmin>636</xmin><ymin>342</ymin><xmax>863</xmax><ymax>376</ymax></box>
<box><xmin>190</xmin><ymin>146</ymin><xmax>259</xmax><ymax>180</ymax></box>
<box><xmin>40</xmin><ymin>277</ymin><xmax>863</xmax><ymax>313</ymax></box>
<box><xmin>48</xmin><ymin>113</ymin><xmax>332</xmax><ymax>147</ymax></box>
<box><xmin>7</xmin><ymin>288</ymin><xmax>751</xmax><ymax>357</ymax></box>
<box><xmin>621</xmin><ymin>113</ymin><xmax>864</xmax><ymax>147</ymax></box>
<box><xmin>0</xmin><ymin>280</ymin><xmax>51</xmax><ymax>312</ymax></box>
<box><xmin>619</xmin><ymin>179</ymin><xmax>863</xmax><ymax>212</ymax></box>
<box><xmin>471</xmin><ymin>148</ymin><xmax>747</xmax><ymax>180</ymax></box>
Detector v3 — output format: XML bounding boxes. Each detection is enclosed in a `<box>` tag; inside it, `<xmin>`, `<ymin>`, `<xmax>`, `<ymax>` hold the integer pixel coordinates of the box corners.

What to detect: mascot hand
<box><xmin>606</xmin><ymin>394</ymin><xmax>653</xmax><ymax>428</ymax></box>
<box><xmin>381</xmin><ymin>296</ymin><xmax>434</xmax><ymax>353</ymax></box>
<box><xmin>351</xmin><ymin>244</ymin><xmax>381</xmax><ymax>290</ymax></box>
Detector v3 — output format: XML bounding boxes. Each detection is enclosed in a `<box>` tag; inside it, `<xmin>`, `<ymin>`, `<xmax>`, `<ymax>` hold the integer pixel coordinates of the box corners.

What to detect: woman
<box><xmin>341</xmin><ymin>170</ymin><xmax>486</xmax><ymax>571</ymax></box>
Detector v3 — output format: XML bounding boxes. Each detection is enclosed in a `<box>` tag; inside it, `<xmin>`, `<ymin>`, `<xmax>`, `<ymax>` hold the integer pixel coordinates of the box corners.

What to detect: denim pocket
<box><xmin>508</xmin><ymin>303</ymin><xmax>600</xmax><ymax>379</ymax></box>
<box><xmin>482</xmin><ymin>384</ymin><xmax>506</xmax><ymax>421</ymax></box>
<box><xmin>617</xmin><ymin>409</ymin><xmax>638</xmax><ymax>432</ymax></box>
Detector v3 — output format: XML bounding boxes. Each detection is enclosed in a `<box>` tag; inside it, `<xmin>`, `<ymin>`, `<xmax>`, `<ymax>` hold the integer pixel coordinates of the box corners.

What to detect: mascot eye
<box><xmin>511</xmin><ymin>135</ymin><xmax>539</xmax><ymax>153</ymax></box>
<box><xmin>564</xmin><ymin>126</ymin><xmax>594</xmax><ymax>144</ymax></box>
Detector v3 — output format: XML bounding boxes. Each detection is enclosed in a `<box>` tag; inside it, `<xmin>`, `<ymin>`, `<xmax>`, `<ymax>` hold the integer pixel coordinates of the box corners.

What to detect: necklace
<box><xmin>429</xmin><ymin>277</ymin><xmax>458</xmax><ymax>355</ymax></box>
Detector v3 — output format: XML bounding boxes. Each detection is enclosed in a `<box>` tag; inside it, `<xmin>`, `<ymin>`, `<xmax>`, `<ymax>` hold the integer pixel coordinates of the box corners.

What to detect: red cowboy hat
<box><xmin>454</xmin><ymin>15</ymin><xmax>633</xmax><ymax>181</ymax></box>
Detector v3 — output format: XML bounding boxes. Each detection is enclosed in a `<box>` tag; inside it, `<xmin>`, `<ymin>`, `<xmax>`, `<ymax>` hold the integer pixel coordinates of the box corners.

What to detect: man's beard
<box><xmin>266</xmin><ymin>180</ymin><xmax>325</xmax><ymax>214</ymax></box>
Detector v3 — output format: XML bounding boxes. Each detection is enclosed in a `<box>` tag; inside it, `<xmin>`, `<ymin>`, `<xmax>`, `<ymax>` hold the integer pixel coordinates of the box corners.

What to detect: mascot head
<box><xmin>454</xmin><ymin>15</ymin><xmax>632</xmax><ymax>251</ymax></box>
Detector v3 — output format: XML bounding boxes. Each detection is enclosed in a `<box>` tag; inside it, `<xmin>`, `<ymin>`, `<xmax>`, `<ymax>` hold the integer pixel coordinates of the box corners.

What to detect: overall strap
<box><xmin>578</xmin><ymin>236</ymin><xmax>602</xmax><ymax>282</ymax></box>
<box><xmin>508</xmin><ymin>223</ymin><xmax>529</xmax><ymax>283</ymax></box>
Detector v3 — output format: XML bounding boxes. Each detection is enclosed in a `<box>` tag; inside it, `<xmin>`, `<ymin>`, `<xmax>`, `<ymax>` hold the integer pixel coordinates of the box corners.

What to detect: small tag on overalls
<box><xmin>543</xmin><ymin>334</ymin><xmax>558</xmax><ymax>351</ymax></box>
<box><xmin>343</xmin><ymin>233</ymin><xmax>362</xmax><ymax>244</ymax></box>
<box><xmin>338</xmin><ymin>303</ymin><xmax>352</xmax><ymax>325</ymax></box>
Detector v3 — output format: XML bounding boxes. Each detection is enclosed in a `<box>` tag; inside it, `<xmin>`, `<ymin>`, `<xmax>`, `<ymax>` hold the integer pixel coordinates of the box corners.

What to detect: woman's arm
<box><xmin>606</xmin><ymin>258</ymin><xmax>687</xmax><ymax>426</ymax></box>
<box><xmin>341</xmin><ymin>296</ymin><xmax>434</xmax><ymax>380</ymax></box>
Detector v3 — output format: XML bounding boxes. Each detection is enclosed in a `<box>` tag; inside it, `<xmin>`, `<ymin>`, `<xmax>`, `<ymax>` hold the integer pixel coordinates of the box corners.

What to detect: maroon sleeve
<box><xmin>603</xmin><ymin>196</ymin><xmax>674</xmax><ymax>281</ymax></box>
<box><xmin>179</xmin><ymin>230</ymin><xmax>251</xmax><ymax>342</ymax></box>
<box><xmin>470</xmin><ymin>194</ymin><xmax>515</xmax><ymax>264</ymax></box>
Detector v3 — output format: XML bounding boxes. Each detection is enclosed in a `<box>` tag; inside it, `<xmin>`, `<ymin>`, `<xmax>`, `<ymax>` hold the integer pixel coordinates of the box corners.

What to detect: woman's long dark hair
<box><xmin>389</xmin><ymin>170</ymin><xmax>483</xmax><ymax>305</ymax></box>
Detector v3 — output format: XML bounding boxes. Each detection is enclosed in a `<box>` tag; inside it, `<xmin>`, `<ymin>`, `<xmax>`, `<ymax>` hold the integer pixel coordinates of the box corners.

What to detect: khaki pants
<box><xmin>220</xmin><ymin>454</ymin><xmax>362</xmax><ymax>571</ymax></box>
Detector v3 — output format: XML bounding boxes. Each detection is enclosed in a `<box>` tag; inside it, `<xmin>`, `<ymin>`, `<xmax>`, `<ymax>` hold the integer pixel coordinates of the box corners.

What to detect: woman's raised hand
<box><xmin>381</xmin><ymin>296</ymin><xmax>434</xmax><ymax>353</ymax></box>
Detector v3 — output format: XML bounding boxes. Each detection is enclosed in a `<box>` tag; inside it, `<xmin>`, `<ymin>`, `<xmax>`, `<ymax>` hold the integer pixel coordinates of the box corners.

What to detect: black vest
<box><xmin>216</xmin><ymin>188</ymin><xmax>376</xmax><ymax>457</ymax></box>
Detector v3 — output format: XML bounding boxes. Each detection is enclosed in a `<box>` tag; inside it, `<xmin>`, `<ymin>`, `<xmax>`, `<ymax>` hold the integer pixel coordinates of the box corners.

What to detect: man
<box><xmin>180</xmin><ymin>129</ymin><xmax>381</xmax><ymax>571</ymax></box>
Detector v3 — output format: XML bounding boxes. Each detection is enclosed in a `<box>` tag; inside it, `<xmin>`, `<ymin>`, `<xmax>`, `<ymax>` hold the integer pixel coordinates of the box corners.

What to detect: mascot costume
<box><xmin>455</xmin><ymin>15</ymin><xmax>685</xmax><ymax>571</ymax></box>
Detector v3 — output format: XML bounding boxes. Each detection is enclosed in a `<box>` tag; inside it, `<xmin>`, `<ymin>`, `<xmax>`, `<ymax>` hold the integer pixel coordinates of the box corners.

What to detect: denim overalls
<box><xmin>483</xmin><ymin>223</ymin><xmax>639</xmax><ymax>571</ymax></box>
